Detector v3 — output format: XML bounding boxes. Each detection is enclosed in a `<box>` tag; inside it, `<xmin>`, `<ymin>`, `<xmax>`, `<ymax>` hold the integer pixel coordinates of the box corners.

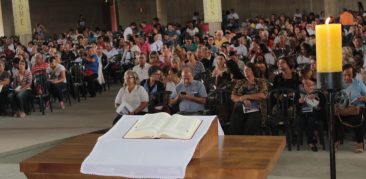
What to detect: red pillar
<box><xmin>110</xmin><ymin>0</ymin><xmax>117</xmax><ymax>32</ymax></box>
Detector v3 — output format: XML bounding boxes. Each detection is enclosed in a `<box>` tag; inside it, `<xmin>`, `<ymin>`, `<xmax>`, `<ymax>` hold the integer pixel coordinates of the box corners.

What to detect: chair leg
<box><xmin>297</xmin><ymin>124</ymin><xmax>302</xmax><ymax>151</ymax></box>
<box><xmin>39</xmin><ymin>97</ymin><xmax>45</xmax><ymax>115</ymax></box>
<box><xmin>50</xmin><ymin>99</ymin><xmax>53</xmax><ymax>112</ymax></box>
<box><xmin>68</xmin><ymin>94</ymin><xmax>72</xmax><ymax>106</ymax></box>
<box><xmin>285</xmin><ymin>119</ymin><xmax>292</xmax><ymax>151</ymax></box>
<box><xmin>319</xmin><ymin>120</ymin><xmax>326</xmax><ymax>150</ymax></box>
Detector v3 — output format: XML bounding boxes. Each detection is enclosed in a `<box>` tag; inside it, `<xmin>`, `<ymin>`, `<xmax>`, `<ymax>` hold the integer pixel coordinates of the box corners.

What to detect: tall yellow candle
<box><xmin>316</xmin><ymin>18</ymin><xmax>342</xmax><ymax>73</ymax></box>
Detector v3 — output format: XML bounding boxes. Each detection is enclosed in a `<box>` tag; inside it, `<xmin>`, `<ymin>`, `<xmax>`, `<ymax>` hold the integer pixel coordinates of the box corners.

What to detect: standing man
<box><xmin>83</xmin><ymin>47</ymin><xmax>99</xmax><ymax>97</ymax></box>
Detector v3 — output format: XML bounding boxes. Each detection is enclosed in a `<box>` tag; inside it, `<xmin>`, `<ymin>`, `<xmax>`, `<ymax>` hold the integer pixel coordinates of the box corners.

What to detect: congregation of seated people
<box><xmin>2</xmin><ymin>7</ymin><xmax>366</xmax><ymax>153</ymax></box>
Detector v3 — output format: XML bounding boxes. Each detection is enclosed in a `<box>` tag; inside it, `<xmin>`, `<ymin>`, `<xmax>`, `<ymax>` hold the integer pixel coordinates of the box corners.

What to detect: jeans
<box><xmin>7</xmin><ymin>90</ymin><xmax>30</xmax><ymax>112</ymax></box>
<box><xmin>49</xmin><ymin>82</ymin><xmax>66</xmax><ymax>102</ymax></box>
<box><xmin>335</xmin><ymin>112</ymin><xmax>363</xmax><ymax>143</ymax></box>
<box><xmin>0</xmin><ymin>89</ymin><xmax>9</xmax><ymax>113</ymax></box>
<box><xmin>300</xmin><ymin>111</ymin><xmax>321</xmax><ymax>144</ymax></box>
<box><xmin>84</xmin><ymin>74</ymin><xmax>98</xmax><ymax>97</ymax></box>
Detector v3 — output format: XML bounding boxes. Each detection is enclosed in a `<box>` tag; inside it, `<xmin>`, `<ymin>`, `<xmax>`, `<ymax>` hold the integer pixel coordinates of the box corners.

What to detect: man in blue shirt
<box><xmin>170</xmin><ymin>67</ymin><xmax>207</xmax><ymax>115</ymax></box>
<box><xmin>335</xmin><ymin>64</ymin><xmax>366</xmax><ymax>153</ymax></box>
<box><xmin>83</xmin><ymin>47</ymin><xmax>99</xmax><ymax>97</ymax></box>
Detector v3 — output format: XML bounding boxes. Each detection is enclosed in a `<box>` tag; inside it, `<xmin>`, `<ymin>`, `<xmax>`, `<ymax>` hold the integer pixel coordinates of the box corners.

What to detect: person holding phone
<box><xmin>170</xmin><ymin>67</ymin><xmax>207</xmax><ymax>115</ymax></box>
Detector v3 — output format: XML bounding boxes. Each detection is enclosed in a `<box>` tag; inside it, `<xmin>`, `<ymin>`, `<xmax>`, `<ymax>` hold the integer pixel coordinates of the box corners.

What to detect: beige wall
<box><xmin>0</xmin><ymin>0</ymin><xmax>4</xmax><ymax>36</ymax></box>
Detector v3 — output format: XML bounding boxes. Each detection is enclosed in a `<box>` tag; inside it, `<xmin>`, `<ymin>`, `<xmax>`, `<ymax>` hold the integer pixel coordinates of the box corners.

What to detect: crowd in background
<box><xmin>1</xmin><ymin>3</ymin><xmax>366</xmax><ymax>152</ymax></box>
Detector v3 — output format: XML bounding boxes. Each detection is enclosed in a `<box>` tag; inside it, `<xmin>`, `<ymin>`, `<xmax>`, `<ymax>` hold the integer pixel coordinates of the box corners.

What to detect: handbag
<box><xmin>334</xmin><ymin>105</ymin><xmax>360</xmax><ymax>116</ymax></box>
<box><xmin>334</xmin><ymin>105</ymin><xmax>362</xmax><ymax>128</ymax></box>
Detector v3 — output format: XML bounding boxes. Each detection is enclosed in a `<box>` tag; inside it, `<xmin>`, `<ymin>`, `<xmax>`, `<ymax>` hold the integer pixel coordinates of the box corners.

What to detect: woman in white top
<box><xmin>113</xmin><ymin>70</ymin><xmax>149</xmax><ymax>125</ymax></box>
<box><xmin>47</xmin><ymin>57</ymin><xmax>67</xmax><ymax>109</ymax></box>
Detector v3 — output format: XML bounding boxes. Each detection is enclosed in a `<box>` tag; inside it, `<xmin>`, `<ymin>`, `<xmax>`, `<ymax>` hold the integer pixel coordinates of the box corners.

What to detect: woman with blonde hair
<box><xmin>113</xmin><ymin>70</ymin><xmax>149</xmax><ymax>125</ymax></box>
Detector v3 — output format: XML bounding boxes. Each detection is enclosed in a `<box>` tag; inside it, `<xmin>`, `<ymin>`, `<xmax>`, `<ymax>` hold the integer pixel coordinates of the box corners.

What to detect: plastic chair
<box><xmin>267</xmin><ymin>88</ymin><xmax>298</xmax><ymax>151</ymax></box>
<box><xmin>69</xmin><ymin>62</ymin><xmax>87</xmax><ymax>102</ymax></box>
<box><xmin>32</xmin><ymin>74</ymin><xmax>53</xmax><ymax>115</ymax></box>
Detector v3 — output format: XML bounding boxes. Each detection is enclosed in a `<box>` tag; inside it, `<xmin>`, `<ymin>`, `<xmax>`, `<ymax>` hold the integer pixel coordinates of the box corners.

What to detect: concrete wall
<box><xmin>29</xmin><ymin>0</ymin><xmax>106</xmax><ymax>35</ymax></box>
<box><xmin>166</xmin><ymin>0</ymin><xmax>203</xmax><ymax>24</ymax></box>
<box><xmin>1</xmin><ymin>0</ymin><xmax>107</xmax><ymax>36</ymax></box>
<box><xmin>117</xmin><ymin>0</ymin><xmax>157</xmax><ymax>27</ymax></box>
<box><xmin>2</xmin><ymin>0</ymin><xmax>364</xmax><ymax>36</ymax></box>
<box><xmin>1</xmin><ymin>0</ymin><xmax>14</xmax><ymax>36</ymax></box>
<box><xmin>221</xmin><ymin>0</ymin><xmax>324</xmax><ymax>18</ymax></box>
<box><xmin>116</xmin><ymin>0</ymin><xmax>364</xmax><ymax>26</ymax></box>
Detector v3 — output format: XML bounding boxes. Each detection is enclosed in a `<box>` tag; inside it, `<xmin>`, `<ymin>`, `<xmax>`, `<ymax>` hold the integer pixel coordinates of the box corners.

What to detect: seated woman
<box><xmin>185</xmin><ymin>51</ymin><xmax>205</xmax><ymax>79</ymax></box>
<box><xmin>225</xmin><ymin>59</ymin><xmax>244</xmax><ymax>91</ymax></box>
<box><xmin>8</xmin><ymin>60</ymin><xmax>32</xmax><ymax>118</ymax></box>
<box><xmin>113</xmin><ymin>70</ymin><xmax>149</xmax><ymax>125</ymax></box>
<box><xmin>298</xmin><ymin>66</ymin><xmax>322</xmax><ymax>152</ymax></box>
<box><xmin>0</xmin><ymin>60</ymin><xmax>11</xmax><ymax>114</ymax></box>
<box><xmin>229</xmin><ymin>63</ymin><xmax>268</xmax><ymax>135</ymax></box>
<box><xmin>140</xmin><ymin>66</ymin><xmax>165</xmax><ymax>112</ymax></box>
<box><xmin>212</xmin><ymin>54</ymin><xmax>230</xmax><ymax>89</ymax></box>
<box><xmin>335</xmin><ymin>64</ymin><xmax>366</xmax><ymax>153</ymax></box>
<box><xmin>47</xmin><ymin>57</ymin><xmax>67</xmax><ymax>109</ymax></box>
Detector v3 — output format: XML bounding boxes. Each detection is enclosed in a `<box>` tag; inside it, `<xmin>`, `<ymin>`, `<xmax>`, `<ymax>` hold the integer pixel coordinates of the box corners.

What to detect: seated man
<box><xmin>170</xmin><ymin>67</ymin><xmax>207</xmax><ymax>115</ymax></box>
<box><xmin>335</xmin><ymin>64</ymin><xmax>366</xmax><ymax>153</ymax></box>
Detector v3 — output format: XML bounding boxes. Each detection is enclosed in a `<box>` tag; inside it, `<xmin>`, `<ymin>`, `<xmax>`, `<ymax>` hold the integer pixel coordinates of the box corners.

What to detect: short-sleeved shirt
<box><xmin>133</xmin><ymin>63</ymin><xmax>151</xmax><ymax>81</ymax></box>
<box><xmin>84</xmin><ymin>55</ymin><xmax>99</xmax><ymax>74</ymax></box>
<box><xmin>14</xmin><ymin>70</ymin><xmax>32</xmax><ymax>89</ymax></box>
<box><xmin>232</xmin><ymin>78</ymin><xmax>268</xmax><ymax>96</ymax></box>
<box><xmin>175</xmin><ymin>80</ymin><xmax>207</xmax><ymax>112</ymax></box>
<box><xmin>47</xmin><ymin>64</ymin><xmax>66</xmax><ymax>83</ymax></box>
<box><xmin>189</xmin><ymin>61</ymin><xmax>205</xmax><ymax>78</ymax></box>
<box><xmin>115</xmin><ymin>85</ymin><xmax>149</xmax><ymax>113</ymax></box>
<box><xmin>343</xmin><ymin>79</ymin><xmax>366</xmax><ymax>107</ymax></box>
<box><xmin>32</xmin><ymin>63</ymin><xmax>49</xmax><ymax>75</ymax></box>
<box><xmin>232</xmin><ymin>78</ymin><xmax>268</xmax><ymax>113</ymax></box>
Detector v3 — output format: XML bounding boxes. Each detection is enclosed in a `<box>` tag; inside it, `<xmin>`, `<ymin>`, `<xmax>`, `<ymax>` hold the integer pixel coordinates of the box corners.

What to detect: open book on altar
<box><xmin>123</xmin><ymin>112</ymin><xmax>202</xmax><ymax>140</ymax></box>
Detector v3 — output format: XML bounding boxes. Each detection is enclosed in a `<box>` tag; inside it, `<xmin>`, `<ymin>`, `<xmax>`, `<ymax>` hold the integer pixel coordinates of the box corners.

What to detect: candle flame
<box><xmin>325</xmin><ymin>17</ymin><xmax>331</xmax><ymax>24</ymax></box>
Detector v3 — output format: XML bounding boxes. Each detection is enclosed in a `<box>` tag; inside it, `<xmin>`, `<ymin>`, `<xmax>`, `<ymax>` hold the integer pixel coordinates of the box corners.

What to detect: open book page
<box><xmin>159</xmin><ymin>114</ymin><xmax>202</xmax><ymax>140</ymax></box>
<box><xmin>124</xmin><ymin>113</ymin><xmax>171</xmax><ymax>139</ymax></box>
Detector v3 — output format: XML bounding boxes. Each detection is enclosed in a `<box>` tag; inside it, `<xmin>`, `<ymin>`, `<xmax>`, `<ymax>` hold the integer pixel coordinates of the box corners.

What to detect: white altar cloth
<box><xmin>81</xmin><ymin>115</ymin><xmax>221</xmax><ymax>178</ymax></box>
